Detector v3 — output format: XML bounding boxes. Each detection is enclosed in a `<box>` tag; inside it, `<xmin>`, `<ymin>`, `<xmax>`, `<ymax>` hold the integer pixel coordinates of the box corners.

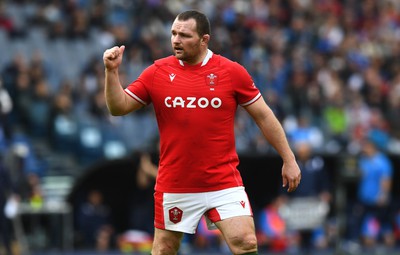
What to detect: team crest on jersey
<box><xmin>169</xmin><ymin>207</ymin><xmax>183</xmax><ymax>224</ymax></box>
<box><xmin>206</xmin><ymin>73</ymin><xmax>218</xmax><ymax>90</ymax></box>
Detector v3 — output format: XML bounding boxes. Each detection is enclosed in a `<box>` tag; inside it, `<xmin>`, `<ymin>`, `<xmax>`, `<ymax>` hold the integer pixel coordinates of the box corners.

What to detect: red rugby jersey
<box><xmin>125</xmin><ymin>50</ymin><xmax>261</xmax><ymax>192</ymax></box>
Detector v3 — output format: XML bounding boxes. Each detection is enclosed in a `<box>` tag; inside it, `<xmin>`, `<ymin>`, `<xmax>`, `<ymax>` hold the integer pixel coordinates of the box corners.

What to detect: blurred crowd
<box><xmin>0</xmin><ymin>0</ymin><xmax>400</xmax><ymax>254</ymax></box>
<box><xmin>0</xmin><ymin>0</ymin><xmax>399</xmax><ymax>165</ymax></box>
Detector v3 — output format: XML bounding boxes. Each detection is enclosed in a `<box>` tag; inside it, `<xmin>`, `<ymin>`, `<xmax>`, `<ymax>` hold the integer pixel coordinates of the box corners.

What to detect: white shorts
<box><xmin>154</xmin><ymin>186</ymin><xmax>253</xmax><ymax>234</ymax></box>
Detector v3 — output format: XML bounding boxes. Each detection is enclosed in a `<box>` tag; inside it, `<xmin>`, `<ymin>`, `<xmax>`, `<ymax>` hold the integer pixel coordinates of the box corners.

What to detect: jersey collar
<box><xmin>179</xmin><ymin>49</ymin><xmax>213</xmax><ymax>67</ymax></box>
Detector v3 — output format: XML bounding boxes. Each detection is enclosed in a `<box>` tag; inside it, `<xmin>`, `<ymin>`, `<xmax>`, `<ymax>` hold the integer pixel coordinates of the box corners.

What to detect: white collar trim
<box><xmin>179</xmin><ymin>49</ymin><xmax>213</xmax><ymax>67</ymax></box>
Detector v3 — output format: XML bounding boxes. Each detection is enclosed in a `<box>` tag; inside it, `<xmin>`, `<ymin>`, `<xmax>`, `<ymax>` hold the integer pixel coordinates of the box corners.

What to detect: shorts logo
<box><xmin>240</xmin><ymin>201</ymin><xmax>246</xmax><ymax>208</ymax></box>
<box><xmin>169</xmin><ymin>207</ymin><xmax>183</xmax><ymax>224</ymax></box>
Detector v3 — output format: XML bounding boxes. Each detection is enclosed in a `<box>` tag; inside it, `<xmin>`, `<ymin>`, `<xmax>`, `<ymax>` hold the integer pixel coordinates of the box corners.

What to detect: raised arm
<box><xmin>103</xmin><ymin>45</ymin><xmax>143</xmax><ymax>115</ymax></box>
<box><xmin>244</xmin><ymin>97</ymin><xmax>301</xmax><ymax>192</ymax></box>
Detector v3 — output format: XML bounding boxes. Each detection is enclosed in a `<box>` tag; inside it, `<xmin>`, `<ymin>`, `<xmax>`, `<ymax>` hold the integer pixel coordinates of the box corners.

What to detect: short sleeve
<box><xmin>124</xmin><ymin>64</ymin><xmax>157</xmax><ymax>105</ymax></box>
<box><xmin>231</xmin><ymin>63</ymin><xmax>261</xmax><ymax>106</ymax></box>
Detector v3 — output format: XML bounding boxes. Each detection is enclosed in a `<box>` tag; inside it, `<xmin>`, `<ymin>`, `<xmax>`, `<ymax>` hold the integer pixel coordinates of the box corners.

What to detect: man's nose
<box><xmin>172</xmin><ymin>35</ymin><xmax>181</xmax><ymax>44</ymax></box>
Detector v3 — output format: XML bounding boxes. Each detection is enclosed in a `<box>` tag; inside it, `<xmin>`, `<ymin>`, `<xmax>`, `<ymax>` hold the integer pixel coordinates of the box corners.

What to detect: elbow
<box><xmin>109</xmin><ymin>111</ymin><xmax>123</xmax><ymax>116</ymax></box>
<box><xmin>106</xmin><ymin>96</ymin><xmax>140</xmax><ymax>115</ymax></box>
<box><xmin>107</xmin><ymin>106</ymin><xmax>127</xmax><ymax>116</ymax></box>
<box><xmin>110</xmin><ymin>111</ymin><xmax>126</xmax><ymax>116</ymax></box>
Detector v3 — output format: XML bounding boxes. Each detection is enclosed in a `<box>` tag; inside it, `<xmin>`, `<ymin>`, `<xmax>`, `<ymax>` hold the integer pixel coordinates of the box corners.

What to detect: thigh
<box><xmin>215</xmin><ymin>216</ymin><xmax>257</xmax><ymax>253</ymax></box>
<box><xmin>152</xmin><ymin>228</ymin><xmax>184</xmax><ymax>255</ymax></box>
<box><xmin>215</xmin><ymin>215</ymin><xmax>256</xmax><ymax>238</ymax></box>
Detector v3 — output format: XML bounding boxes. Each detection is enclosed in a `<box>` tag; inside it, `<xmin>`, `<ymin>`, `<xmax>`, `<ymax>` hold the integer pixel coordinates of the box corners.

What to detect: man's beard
<box><xmin>174</xmin><ymin>51</ymin><xmax>192</xmax><ymax>63</ymax></box>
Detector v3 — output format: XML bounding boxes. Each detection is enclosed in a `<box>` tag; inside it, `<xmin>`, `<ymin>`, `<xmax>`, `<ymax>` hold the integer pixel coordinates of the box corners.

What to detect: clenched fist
<box><xmin>103</xmin><ymin>45</ymin><xmax>125</xmax><ymax>70</ymax></box>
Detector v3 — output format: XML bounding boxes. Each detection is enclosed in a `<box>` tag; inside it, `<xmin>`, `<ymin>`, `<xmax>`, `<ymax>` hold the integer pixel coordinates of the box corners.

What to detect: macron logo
<box><xmin>169</xmin><ymin>73</ymin><xmax>176</xmax><ymax>82</ymax></box>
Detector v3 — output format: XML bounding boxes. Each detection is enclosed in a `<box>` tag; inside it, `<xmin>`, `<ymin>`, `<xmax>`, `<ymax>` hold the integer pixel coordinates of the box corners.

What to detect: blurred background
<box><xmin>0</xmin><ymin>0</ymin><xmax>400</xmax><ymax>254</ymax></box>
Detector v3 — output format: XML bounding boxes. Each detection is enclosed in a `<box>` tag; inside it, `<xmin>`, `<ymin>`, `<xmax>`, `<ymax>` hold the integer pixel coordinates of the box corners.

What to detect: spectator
<box><xmin>355</xmin><ymin>138</ymin><xmax>394</xmax><ymax>250</ymax></box>
<box><xmin>387</xmin><ymin>73</ymin><xmax>400</xmax><ymax>144</ymax></box>
<box><xmin>345</xmin><ymin>95</ymin><xmax>372</xmax><ymax>154</ymax></box>
<box><xmin>26</xmin><ymin>172</ymin><xmax>43</xmax><ymax>209</ymax></box>
<box><xmin>0</xmin><ymin>156</ymin><xmax>17</xmax><ymax>255</ymax></box>
<box><xmin>286</xmin><ymin>114</ymin><xmax>324</xmax><ymax>151</ymax></box>
<box><xmin>322</xmin><ymin>88</ymin><xmax>348</xmax><ymax>152</ymax></box>
<box><xmin>257</xmin><ymin>196</ymin><xmax>292</xmax><ymax>253</ymax></box>
<box><xmin>366</xmin><ymin>108</ymin><xmax>390</xmax><ymax>152</ymax></box>
<box><xmin>48</xmin><ymin>82</ymin><xmax>79</xmax><ymax>153</ymax></box>
<box><xmin>26</xmin><ymin>79</ymin><xmax>51</xmax><ymax>138</ymax></box>
<box><xmin>0</xmin><ymin>78</ymin><xmax>13</xmax><ymax>149</ymax></box>
<box><xmin>394</xmin><ymin>208</ymin><xmax>400</xmax><ymax>247</ymax></box>
<box><xmin>285</xmin><ymin>68</ymin><xmax>312</xmax><ymax>118</ymax></box>
<box><xmin>275</xmin><ymin>142</ymin><xmax>332</xmax><ymax>253</ymax></box>
<box><xmin>0</xmin><ymin>2</ymin><xmax>13</xmax><ymax>35</ymax></box>
<box><xmin>76</xmin><ymin>189</ymin><xmax>113</xmax><ymax>251</ymax></box>
<box><xmin>12</xmin><ymin>70</ymin><xmax>31</xmax><ymax>131</ymax></box>
<box><xmin>128</xmin><ymin>152</ymin><xmax>157</xmax><ymax>235</ymax></box>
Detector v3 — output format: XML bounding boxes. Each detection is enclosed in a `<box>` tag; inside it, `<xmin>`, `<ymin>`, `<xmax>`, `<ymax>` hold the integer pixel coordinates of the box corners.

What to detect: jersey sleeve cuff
<box><xmin>240</xmin><ymin>92</ymin><xmax>262</xmax><ymax>107</ymax></box>
<box><xmin>124</xmin><ymin>88</ymin><xmax>147</xmax><ymax>105</ymax></box>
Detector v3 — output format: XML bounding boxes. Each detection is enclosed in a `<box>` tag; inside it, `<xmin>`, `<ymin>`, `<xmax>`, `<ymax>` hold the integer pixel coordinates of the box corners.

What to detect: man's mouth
<box><xmin>174</xmin><ymin>47</ymin><xmax>183</xmax><ymax>53</ymax></box>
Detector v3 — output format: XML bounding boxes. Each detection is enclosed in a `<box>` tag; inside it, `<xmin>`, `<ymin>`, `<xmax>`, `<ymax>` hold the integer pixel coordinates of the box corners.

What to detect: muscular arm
<box><xmin>244</xmin><ymin>97</ymin><xmax>301</xmax><ymax>192</ymax></box>
<box><xmin>103</xmin><ymin>45</ymin><xmax>143</xmax><ymax>115</ymax></box>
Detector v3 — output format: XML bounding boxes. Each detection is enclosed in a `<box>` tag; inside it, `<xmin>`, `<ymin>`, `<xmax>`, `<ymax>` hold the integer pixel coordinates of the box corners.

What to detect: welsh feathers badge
<box><xmin>169</xmin><ymin>207</ymin><xmax>183</xmax><ymax>224</ymax></box>
<box><xmin>206</xmin><ymin>73</ymin><xmax>218</xmax><ymax>91</ymax></box>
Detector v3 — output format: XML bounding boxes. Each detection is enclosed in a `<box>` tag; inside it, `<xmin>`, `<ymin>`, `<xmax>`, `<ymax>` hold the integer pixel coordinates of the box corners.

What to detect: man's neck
<box><xmin>179</xmin><ymin>49</ymin><xmax>213</xmax><ymax>67</ymax></box>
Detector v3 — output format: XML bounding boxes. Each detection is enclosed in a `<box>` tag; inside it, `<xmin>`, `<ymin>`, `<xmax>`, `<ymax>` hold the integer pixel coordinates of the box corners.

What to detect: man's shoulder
<box><xmin>213</xmin><ymin>53</ymin><xmax>231</xmax><ymax>64</ymax></box>
<box><xmin>154</xmin><ymin>56</ymin><xmax>178</xmax><ymax>67</ymax></box>
<box><xmin>213</xmin><ymin>53</ymin><xmax>243</xmax><ymax>70</ymax></box>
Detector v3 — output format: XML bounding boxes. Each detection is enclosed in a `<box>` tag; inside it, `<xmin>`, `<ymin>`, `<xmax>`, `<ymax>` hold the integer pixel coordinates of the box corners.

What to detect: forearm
<box><xmin>245</xmin><ymin>97</ymin><xmax>301</xmax><ymax>191</ymax></box>
<box><xmin>257</xmin><ymin>108</ymin><xmax>295</xmax><ymax>163</ymax></box>
<box><xmin>103</xmin><ymin>45</ymin><xmax>138</xmax><ymax>116</ymax></box>
<box><xmin>245</xmin><ymin>98</ymin><xmax>295</xmax><ymax>162</ymax></box>
<box><xmin>104</xmin><ymin>68</ymin><xmax>130</xmax><ymax>115</ymax></box>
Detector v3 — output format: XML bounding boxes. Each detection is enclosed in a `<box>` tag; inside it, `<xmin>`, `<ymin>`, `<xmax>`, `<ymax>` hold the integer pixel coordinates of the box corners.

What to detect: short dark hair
<box><xmin>176</xmin><ymin>10</ymin><xmax>211</xmax><ymax>37</ymax></box>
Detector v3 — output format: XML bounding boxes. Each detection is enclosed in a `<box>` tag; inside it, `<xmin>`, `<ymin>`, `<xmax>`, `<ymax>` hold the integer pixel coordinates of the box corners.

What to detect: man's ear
<box><xmin>201</xmin><ymin>34</ymin><xmax>210</xmax><ymax>45</ymax></box>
